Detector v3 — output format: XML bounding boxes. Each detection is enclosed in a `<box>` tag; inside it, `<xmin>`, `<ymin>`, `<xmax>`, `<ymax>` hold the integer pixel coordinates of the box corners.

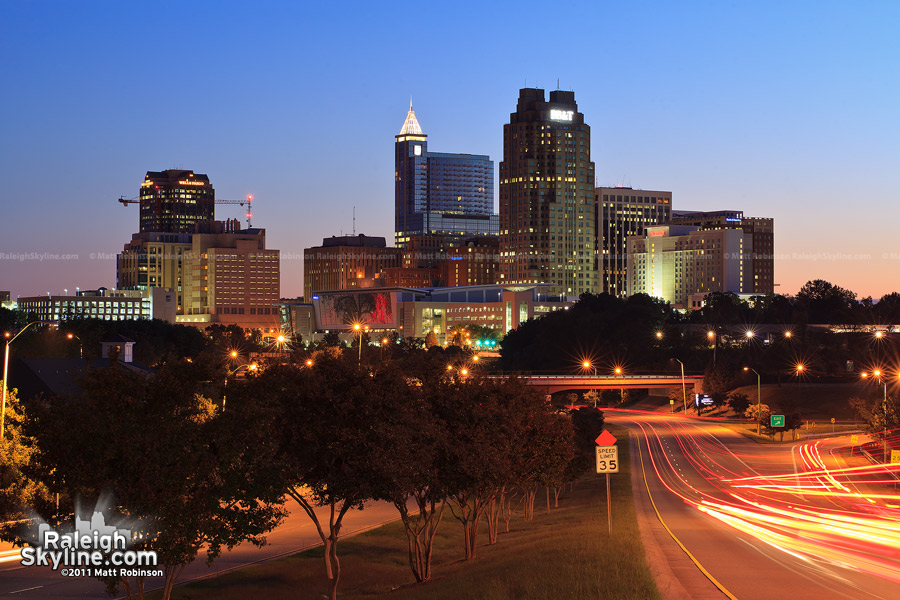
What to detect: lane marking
<box><xmin>636</xmin><ymin>432</ymin><xmax>740</xmax><ymax>600</ymax></box>
<box><xmin>9</xmin><ymin>586</ymin><xmax>43</xmax><ymax>595</ymax></box>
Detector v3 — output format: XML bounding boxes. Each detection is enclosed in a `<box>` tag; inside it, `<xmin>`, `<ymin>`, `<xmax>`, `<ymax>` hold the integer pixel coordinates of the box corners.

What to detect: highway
<box><xmin>0</xmin><ymin>498</ymin><xmax>405</xmax><ymax>599</ymax></box>
<box><xmin>612</xmin><ymin>409</ymin><xmax>900</xmax><ymax>600</ymax></box>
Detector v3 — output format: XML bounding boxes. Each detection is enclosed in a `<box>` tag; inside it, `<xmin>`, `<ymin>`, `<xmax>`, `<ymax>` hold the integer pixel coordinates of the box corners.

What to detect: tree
<box><xmin>30</xmin><ymin>361</ymin><xmax>285</xmax><ymax>600</ymax></box>
<box><xmin>568</xmin><ymin>408</ymin><xmax>605</xmax><ymax>478</ymax></box>
<box><xmin>745</xmin><ymin>403</ymin><xmax>771</xmax><ymax>435</ymax></box>
<box><xmin>727</xmin><ymin>392</ymin><xmax>751</xmax><ymax>415</ymax></box>
<box><xmin>0</xmin><ymin>385</ymin><xmax>52</xmax><ymax>528</ymax></box>
<box><xmin>368</xmin><ymin>360</ymin><xmax>448</xmax><ymax>583</ymax></box>
<box><xmin>245</xmin><ymin>355</ymin><xmax>410</xmax><ymax>599</ymax></box>
<box><xmin>795</xmin><ymin>279</ymin><xmax>857</xmax><ymax>323</ymax></box>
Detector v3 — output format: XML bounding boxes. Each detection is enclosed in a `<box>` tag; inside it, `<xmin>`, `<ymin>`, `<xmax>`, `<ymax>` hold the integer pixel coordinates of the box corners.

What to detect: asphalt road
<box><xmin>611</xmin><ymin>409</ymin><xmax>900</xmax><ymax>600</ymax></box>
<box><xmin>0</xmin><ymin>498</ymin><xmax>405</xmax><ymax>599</ymax></box>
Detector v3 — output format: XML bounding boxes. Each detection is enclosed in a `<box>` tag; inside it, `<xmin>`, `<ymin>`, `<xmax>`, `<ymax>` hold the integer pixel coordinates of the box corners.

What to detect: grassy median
<box><xmin>165</xmin><ymin>426</ymin><xmax>659</xmax><ymax>600</ymax></box>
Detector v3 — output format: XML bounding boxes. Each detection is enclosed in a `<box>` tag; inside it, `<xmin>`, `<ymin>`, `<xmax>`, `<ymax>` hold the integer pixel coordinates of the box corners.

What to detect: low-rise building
<box><xmin>17</xmin><ymin>288</ymin><xmax>176</xmax><ymax>323</ymax></box>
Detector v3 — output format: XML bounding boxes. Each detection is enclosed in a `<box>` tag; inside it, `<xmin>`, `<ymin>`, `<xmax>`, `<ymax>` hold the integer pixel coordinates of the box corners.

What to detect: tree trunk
<box><xmin>396</xmin><ymin>494</ymin><xmax>444</xmax><ymax>582</ymax></box>
<box><xmin>553</xmin><ymin>486</ymin><xmax>561</xmax><ymax>507</ymax></box>
<box><xmin>287</xmin><ymin>488</ymin><xmax>351</xmax><ymax>598</ymax></box>
<box><xmin>545</xmin><ymin>487</ymin><xmax>551</xmax><ymax>513</ymax></box>
<box><xmin>524</xmin><ymin>488</ymin><xmax>536</xmax><ymax>521</ymax></box>
<box><xmin>487</xmin><ymin>487</ymin><xmax>505</xmax><ymax>544</ymax></box>
<box><xmin>449</xmin><ymin>492</ymin><xmax>487</xmax><ymax>559</ymax></box>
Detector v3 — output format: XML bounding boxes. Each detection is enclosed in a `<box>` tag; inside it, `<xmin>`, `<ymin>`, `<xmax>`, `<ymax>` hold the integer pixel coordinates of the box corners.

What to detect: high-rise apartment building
<box><xmin>627</xmin><ymin>225</ymin><xmax>751</xmax><ymax>308</ymax></box>
<box><xmin>394</xmin><ymin>102</ymin><xmax>497</xmax><ymax>247</ymax></box>
<box><xmin>139</xmin><ymin>170</ymin><xmax>215</xmax><ymax>233</ymax></box>
<box><xmin>499</xmin><ymin>88</ymin><xmax>597</xmax><ymax>297</ymax></box>
<box><xmin>671</xmin><ymin>210</ymin><xmax>774</xmax><ymax>294</ymax></box>
<box><xmin>596</xmin><ymin>187</ymin><xmax>672</xmax><ymax>297</ymax></box>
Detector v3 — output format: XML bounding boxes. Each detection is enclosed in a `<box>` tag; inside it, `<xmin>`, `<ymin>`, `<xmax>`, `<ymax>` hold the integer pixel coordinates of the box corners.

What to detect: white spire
<box><xmin>399</xmin><ymin>98</ymin><xmax>424</xmax><ymax>136</ymax></box>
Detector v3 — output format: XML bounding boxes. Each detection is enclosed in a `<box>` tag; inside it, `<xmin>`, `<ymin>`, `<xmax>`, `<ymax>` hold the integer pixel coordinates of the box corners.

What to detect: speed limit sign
<box><xmin>595</xmin><ymin>446</ymin><xmax>619</xmax><ymax>473</ymax></box>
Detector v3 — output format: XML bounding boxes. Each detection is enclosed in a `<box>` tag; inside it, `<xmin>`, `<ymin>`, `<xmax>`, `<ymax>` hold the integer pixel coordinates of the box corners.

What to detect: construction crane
<box><xmin>117</xmin><ymin>194</ymin><xmax>254</xmax><ymax>227</ymax></box>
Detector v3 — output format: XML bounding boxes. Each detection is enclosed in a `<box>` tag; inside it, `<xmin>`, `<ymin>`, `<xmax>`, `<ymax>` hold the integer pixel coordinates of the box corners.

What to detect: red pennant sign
<box><xmin>595</xmin><ymin>430</ymin><xmax>617</xmax><ymax>446</ymax></box>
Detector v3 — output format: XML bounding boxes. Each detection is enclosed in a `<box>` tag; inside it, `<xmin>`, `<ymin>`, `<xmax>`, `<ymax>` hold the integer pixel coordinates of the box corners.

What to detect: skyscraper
<box><xmin>394</xmin><ymin>102</ymin><xmax>497</xmax><ymax>248</ymax></box>
<box><xmin>499</xmin><ymin>88</ymin><xmax>596</xmax><ymax>297</ymax></box>
<box><xmin>596</xmin><ymin>186</ymin><xmax>672</xmax><ymax>297</ymax></box>
<box><xmin>139</xmin><ymin>169</ymin><xmax>215</xmax><ymax>233</ymax></box>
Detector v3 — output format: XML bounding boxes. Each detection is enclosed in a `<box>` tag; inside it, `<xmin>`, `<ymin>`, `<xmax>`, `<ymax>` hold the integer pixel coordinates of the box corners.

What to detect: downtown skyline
<box><xmin>1</xmin><ymin>1</ymin><xmax>898</xmax><ymax>300</ymax></box>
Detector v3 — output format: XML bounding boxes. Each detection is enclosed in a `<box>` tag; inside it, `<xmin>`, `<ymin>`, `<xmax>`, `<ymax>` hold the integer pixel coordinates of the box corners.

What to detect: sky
<box><xmin>1</xmin><ymin>0</ymin><xmax>898</xmax><ymax>300</ymax></box>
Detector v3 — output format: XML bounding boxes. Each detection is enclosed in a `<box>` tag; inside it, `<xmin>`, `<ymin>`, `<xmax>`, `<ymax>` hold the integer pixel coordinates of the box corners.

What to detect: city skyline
<box><xmin>2</xmin><ymin>1</ymin><xmax>898</xmax><ymax>300</ymax></box>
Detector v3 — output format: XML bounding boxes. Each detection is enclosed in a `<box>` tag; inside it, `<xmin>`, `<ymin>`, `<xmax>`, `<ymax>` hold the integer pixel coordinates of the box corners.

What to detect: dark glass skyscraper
<box><xmin>139</xmin><ymin>169</ymin><xmax>215</xmax><ymax>233</ymax></box>
<box><xmin>499</xmin><ymin>88</ymin><xmax>596</xmax><ymax>297</ymax></box>
<box><xmin>394</xmin><ymin>103</ymin><xmax>497</xmax><ymax>248</ymax></box>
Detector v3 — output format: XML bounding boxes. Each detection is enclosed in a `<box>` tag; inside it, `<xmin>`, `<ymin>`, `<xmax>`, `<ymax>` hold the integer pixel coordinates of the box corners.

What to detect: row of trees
<box><xmin>1</xmin><ymin>350</ymin><xmax>604</xmax><ymax>600</ymax></box>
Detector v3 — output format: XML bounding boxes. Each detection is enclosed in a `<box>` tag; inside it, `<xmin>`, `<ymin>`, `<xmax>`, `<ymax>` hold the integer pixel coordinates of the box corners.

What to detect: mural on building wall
<box><xmin>318</xmin><ymin>291</ymin><xmax>394</xmax><ymax>328</ymax></box>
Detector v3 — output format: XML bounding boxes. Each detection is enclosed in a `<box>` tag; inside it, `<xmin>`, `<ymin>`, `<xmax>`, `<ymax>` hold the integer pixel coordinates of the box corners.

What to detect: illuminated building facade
<box><xmin>394</xmin><ymin>102</ymin><xmax>497</xmax><ymax>247</ymax></box>
<box><xmin>117</xmin><ymin>220</ymin><xmax>280</xmax><ymax>329</ymax></box>
<box><xmin>310</xmin><ymin>284</ymin><xmax>572</xmax><ymax>343</ymax></box>
<box><xmin>626</xmin><ymin>225</ymin><xmax>751</xmax><ymax>309</ymax></box>
<box><xmin>139</xmin><ymin>170</ymin><xmax>215</xmax><ymax>233</ymax></box>
<box><xmin>596</xmin><ymin>187</ymin><xmax>672</xmax><ymax>297</ymax></box>
<box><xmin>499</xmin><ymin>88</ymin><xmax>597</xmax><ymax>297</ymax></box>
<box><xmin>670</xmin><ymin>210</ymin><xmax>774</xmax><ymax>294</ymax></box>
<box><xmin>17</xmin><ymin>288</ymin><xmax>176</xmax><ymax>323</ymax></box>
<box><xmin>303</xmin><ymin>235</ymin><xmax>402</xmax><ymax>300</ymax></box>
<box><xmin>440</xmin><ymin>238</ymin><xmax>499</xmax><ymax>288</ymax></box>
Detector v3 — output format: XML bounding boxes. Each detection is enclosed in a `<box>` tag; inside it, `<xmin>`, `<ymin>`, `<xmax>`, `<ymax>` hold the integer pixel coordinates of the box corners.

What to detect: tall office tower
<box><xmin>670</xmin><ymin>210</ymin><xmax>774</xmax><ymax>294</ymax></box>
<box><xmin>139</xmin><ymin>169</ymin><xmax>215</xmax><ymax>233</ymax></box>
<box><xmin>596</xmin><ymin>187</ymin><xmax>672</xmax><ymax>297</ymax></box>
<box><xmin>499</xmin><ymin>88</ymin><xmax>596</xmax><ymax>297</ymax></box>
<box><xmin>394</xmin><ymin>102</ymin><xmax>497</xmax><ymax>248</ymax></box>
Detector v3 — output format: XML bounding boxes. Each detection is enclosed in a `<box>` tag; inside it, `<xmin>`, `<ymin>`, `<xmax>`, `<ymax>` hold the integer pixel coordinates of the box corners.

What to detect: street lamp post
<box><xmin>66</xmin><ymin>333</ymin><xmax>83</xmax><ymax>359</ymax></box>
<box><xmin>582</xmin><ymin>361</ymin><xmax>597</xmax><ymax>407</ymax></box>
<box><xmin>674</xmin><ymin>358</ymin><xmax>688</xmax><ymax>413</ymax></box>
<box><xmin>353</xmin><ymin>323</ymin><xmax>362</xmax><ymax>364</ymax></box>
<box><xmin>744</xmin><ymin>367</ymin><xmax>761</xmax><ymax>435</ymax></box>
<box><xmin>2</xmin><ymin>321</ymin><xmax>48</xmax><ymax>441</ymax></box>
<box><xmin>707</xmin><ymin>330</ymin><xmax>717</xmax><ymax>366</ymax></box>
<box><xmin>222</xmin><ymin>363</ymin><xmax>257</xmax><ymax>411</ymax></box>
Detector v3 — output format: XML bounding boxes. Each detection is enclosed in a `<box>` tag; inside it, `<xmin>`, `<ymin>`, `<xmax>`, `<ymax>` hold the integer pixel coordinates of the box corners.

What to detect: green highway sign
<box><xmin>770</xmin><ymin>415</ymin><xmax>785</xmax><ymax>427</ymax></box>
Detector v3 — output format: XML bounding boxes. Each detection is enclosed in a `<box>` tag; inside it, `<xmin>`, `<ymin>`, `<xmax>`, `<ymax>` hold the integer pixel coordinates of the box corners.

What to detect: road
<box><xmin>0</xmin><ymin>498</ymin><xmax>405</xmax><ymax>599</ymax></box>
<box><xmin>611</xmin><ymin>408</ymin><xmax>900</xmax><ymax>600</ymax></box>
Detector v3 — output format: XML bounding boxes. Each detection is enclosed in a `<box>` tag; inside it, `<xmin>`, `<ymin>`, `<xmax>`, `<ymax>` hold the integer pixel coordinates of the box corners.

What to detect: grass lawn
<box><xmin>164</xmin><ymin>425</ymin><xmax>659</xmax><ymax>600</ymax></box>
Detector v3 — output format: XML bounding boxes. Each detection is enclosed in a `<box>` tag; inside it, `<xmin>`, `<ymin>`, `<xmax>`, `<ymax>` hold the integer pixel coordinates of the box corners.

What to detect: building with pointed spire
<box><xmin>394</xmin><ymin>101</ymin><xmax>497</xmax><ymax>248</ymax></box>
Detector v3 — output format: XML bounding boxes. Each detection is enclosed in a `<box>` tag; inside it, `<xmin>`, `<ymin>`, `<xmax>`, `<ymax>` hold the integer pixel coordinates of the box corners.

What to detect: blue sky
<box><xmin>1</xmin><ymin>1</ymin><xmax>898</xmax><ymax>299</ymax></box>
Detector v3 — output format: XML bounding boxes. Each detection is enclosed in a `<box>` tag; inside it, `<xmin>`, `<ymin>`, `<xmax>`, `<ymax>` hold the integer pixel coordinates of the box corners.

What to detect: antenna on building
<box><xmin>557</xmin><ymin>77</ymin><xmax>560</xmax><ymax>89</ymax></box>
<box><xmin>353</xmin><ymin>206</ymin><xmax>356</xmax><ymax>236</ymax></box>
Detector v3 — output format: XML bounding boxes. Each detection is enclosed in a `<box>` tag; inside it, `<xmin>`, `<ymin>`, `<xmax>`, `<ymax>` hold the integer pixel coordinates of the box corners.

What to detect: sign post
<box><xmin>595</xmin><ymin>430</ymin><xmax>618</xmax><ymax>534</ymax></box>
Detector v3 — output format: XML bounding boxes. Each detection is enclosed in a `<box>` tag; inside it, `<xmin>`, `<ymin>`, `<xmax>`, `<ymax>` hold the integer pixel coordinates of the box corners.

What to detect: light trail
<box><xmin>626</xmin><ymin>415</ymin><xmax>900</xmax><ymax>587</ymax></box>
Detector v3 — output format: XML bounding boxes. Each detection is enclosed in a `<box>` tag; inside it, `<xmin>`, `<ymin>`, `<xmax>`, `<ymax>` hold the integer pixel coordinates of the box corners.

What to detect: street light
<box><xmin>3</xmin><ymin>321</ymin><xmax>49</xmax><ymax>440</ymax></box>
<box><xmin>222</xmin><ymin>362</ymin><xmax>258</xmax><ymax>411</ymax></box>
<box><xmin>707</xmin><ymin>330</ymin><xmax>717</xmax><ymax>366</ymax></box>
<box><xmin>353</xmin><ymin>323</ymin><xmax>362</xmax><ymax>364</ymax></box>
<box><xmin>380</xmin><ymin>337</ymin><xmax>389</xmax><ymax>361</ymax></box>
<box><xmin>582</xmin><ymin>360</ymin><xmax>597</xmax><ymax>407</ymax></box>
<box><xmin>305</xmin><ymin>358</ymin><xmax>313</xmax><ymax>368</ymax></box>
<box><xmin>66</xmin><ymin>332</ymin><xmax>83</xmax><ymax>359</ymax></box>
<box><xmin>674</xmin><ymin>358</ymin><xmax>688</xmax><ymax>413</ymax></box>
<box><xmin>744</xmin><ymin>367</ymin><xmax>762</xmax><ymax>435</ymax></box>
<box><xmin>868</xmin><ymin>370</ymin><xmax>891</xmax><ymax>463</ymax></box>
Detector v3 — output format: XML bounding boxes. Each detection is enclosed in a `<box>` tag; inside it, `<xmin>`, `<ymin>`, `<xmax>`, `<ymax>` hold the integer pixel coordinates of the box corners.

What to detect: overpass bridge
<box><xmin>492</xmin><ymin>374</ymin><xmax>704</xmax><ymax>395</ymax></box>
